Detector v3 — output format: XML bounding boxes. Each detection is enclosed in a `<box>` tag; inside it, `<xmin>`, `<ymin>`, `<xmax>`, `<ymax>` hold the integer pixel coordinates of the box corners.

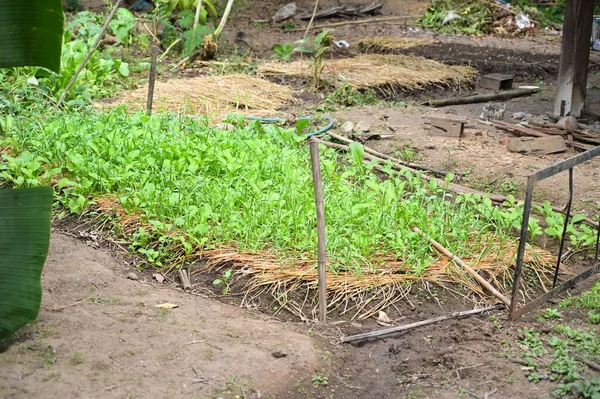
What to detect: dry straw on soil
<box><xmin>93</xmin><ymin>196</ymin><xmax>565</xmax><ymax>320</ymax></box>
<box><xmin>199</xmin><ymin>240</ymin><xmax>562</xmax><ymax>321</ymax></box>
<box><xmin>99</xmin><ymin>74</ymin><xmax>294</xmax><ymax>115</ymax></box>
<box><xmin>358</xmin><ymin>36</ymin><xmax>437</xmax><ymax>53</ymax></box>
<box><xmin>258</xmin><ymin>54</ymin><xmax>477</xmax><ymax>95</ymax></box>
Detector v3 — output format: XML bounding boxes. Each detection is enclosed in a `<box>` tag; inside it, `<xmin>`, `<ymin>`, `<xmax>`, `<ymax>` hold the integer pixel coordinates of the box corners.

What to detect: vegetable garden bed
<box><xmin>0</xmin><ymin>107</ymin><xmax>580</xmax><ymax>319</ymax></box>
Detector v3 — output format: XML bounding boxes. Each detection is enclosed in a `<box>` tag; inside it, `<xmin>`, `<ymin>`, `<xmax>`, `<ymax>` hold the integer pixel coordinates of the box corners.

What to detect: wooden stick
<box><xmin>341</xmin><ymin>305</ymin><xmax>499</xmax><ymax>343</ymax></box>
<box><xmin>44</xmin><ymin>296</ymin><xmax>93</xmax><ymax>312</ymax></box>
<box><xmin>413</xmin><ymin>227</ymin><xmax>511</xmax><ymax>307</ymax></box>
<box><xmin>146</xmin><ymin>46</ymin><xmax>159</xmax><ymax>116</ymax></box>
<box><xmin>422</xmin><ymin>88</ymin><xmax>539</xmax><ymax>108</ymax></box>
<box><xmin>327</xmin><ymin>132</ymin><xmax>452</xmax><ymax>176</ymax></box>
<box><xmin>303</xmin><ymin>0</ymin><xmax>320</xmax><ymax>41</ymax></box>
<box><xmin>309</xmin><ymin>138</ymin><xmax>327</xmax><ymax>323</ymax></box>
<box><xmin>178</xmin><ymin>269</ymin><xmax>192</xmax><ymax>292</ymax></box>
<box><xmin>56</xmin><ymin>0</ymin><xmax>123</xmax><ymax>108</ymax></box>
<box><xmin>576</xmin><ymin>356</ymin><xmax>600</xmax><ymax>372</ymax></box>
<box><xmin>290</xmin><ymin>15</ymin><xmax>419</xmax><ymax>32</ymax></box>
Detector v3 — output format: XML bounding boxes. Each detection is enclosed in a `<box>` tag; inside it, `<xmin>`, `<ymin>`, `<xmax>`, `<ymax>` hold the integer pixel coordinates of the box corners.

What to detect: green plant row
<box><xmin>0</xmin><ymin>107</ymin><xmax>596</xmax><ymax>273</ymax></box>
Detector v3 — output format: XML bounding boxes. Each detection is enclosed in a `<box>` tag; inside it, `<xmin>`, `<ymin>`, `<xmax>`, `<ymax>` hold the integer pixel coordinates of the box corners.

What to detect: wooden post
<box><xmin>146</xmin><ymin>46</ymin><xmax>159</xmax><ymax>116</ymax></box>
<box><xmin>309</xmin><ymin>138</ymin><xmax>327</xmax><ymax>323</ymax></box>
<box><xmin>554</xmin><ymin>0</ymin><xmax>594</xmax><ymax>117</ymax></box>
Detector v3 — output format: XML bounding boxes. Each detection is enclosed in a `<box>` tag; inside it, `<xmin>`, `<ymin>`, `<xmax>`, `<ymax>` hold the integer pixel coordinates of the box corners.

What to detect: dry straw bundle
<box><xmin>358</xmin><ymin>36</ymin><xmax>437</xmax><ymax>53</ymax></box>
<box><xmin>258</xmin><ymin>54</ymin><xmax>477</xmax><ymax>96</ymax></box>
<box><xmin>99</xmin><ymin>74</ymin><xmax>294</xmax><ymax>115</ymax></box>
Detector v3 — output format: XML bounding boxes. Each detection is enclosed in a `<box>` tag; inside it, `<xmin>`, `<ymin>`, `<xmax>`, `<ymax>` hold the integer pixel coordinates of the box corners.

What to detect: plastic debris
<box><xmin>594</xmin><ymin>39</ymin><xmax>600</xmax><ymax>51</ymax></box>
<box><xmin>334</xmin><ymin>40</ymin><xmax>349</xmax><ymax>49</ymax></box>
<box><xmin>442</xmin><ymin>11</ymin><xmax>461</xmax><ymax>25</ymax></box>
<box><xmin>515</xmin><ymin>12</ymin><xmax>531</xmax><ymax>30</ymax></box>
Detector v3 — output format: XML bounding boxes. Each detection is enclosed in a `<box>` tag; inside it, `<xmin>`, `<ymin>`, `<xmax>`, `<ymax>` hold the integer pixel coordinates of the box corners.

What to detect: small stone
<box><xmin>556</xmin><ymin>116</ymin><xmax>579</xmax><ymax>131</ymax></box>
<box><xmin>127</xmin><ymin>272</ymin><xmax>139</xmax><ymax>281</ymax></box>
<box><xmin>511</xmin><ymin>111</ymin><xmax>533</xmax><ymax>120</ymax></box>
<box><xmin>339</xmin><ymin>121</ymin><xmax>354</xmax><ymax>134</ymax></box>
<box><xmin>215</xmin><ymin>122</ymin><xmax>235</xmax><ymax>131</ymax></box>
<box><xmin>272</xmin><ymin>2</ymin><xmax>297</xmax><ymax>23</ymax></box>
<box><xmin>354</xmin><ymin>120</ymin><xmax>371</xmax><ymax>133</ymax></box>
<box><xmin>350</xmin><ymin>322</ymin><xmax>362</xmax><ymax>329</ymax></box>
<box><xmin>271</xmin><ymin>350</ymin><xmax>287</xmax><ymax>358</ymax></box>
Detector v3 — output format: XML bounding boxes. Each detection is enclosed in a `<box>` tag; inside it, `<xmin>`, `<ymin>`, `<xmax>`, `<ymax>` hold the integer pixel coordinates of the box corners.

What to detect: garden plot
<box><xmin>0</xmin><ymin>106</ymin><xmax>566</xmax><ymax>319</ymax></box>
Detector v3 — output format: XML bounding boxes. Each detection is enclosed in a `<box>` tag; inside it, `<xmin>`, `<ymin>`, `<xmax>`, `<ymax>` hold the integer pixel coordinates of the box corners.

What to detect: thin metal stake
<box><xmin>553</xmin><ymin>168</ymin><xmax>574</xmax><ymax>287</ymax></box>
<box><xmin>146</xmin><ymin>46</ymin><xmax>159</xmax><ymax>116</ymax></box>
<box><xmin>509</xmin><ymin>177</ymin><xmax>535</xmax><ymax>320</ymax></box>
<box><xmin>594</xmin><ymin>211</ymin><xmax>600</xmax><ymax>270</ymax></box>
<box><xmin>309</xmin><ymin>138</ymin><xmax>327</xmax><ymax>323</ymax></box>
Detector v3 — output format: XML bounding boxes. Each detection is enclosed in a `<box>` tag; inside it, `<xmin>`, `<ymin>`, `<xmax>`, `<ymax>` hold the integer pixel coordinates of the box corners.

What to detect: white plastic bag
<box><xmin>442</xmin><ymin>11</ymin><xmax>461</xmax><ymax>25</ymax></box>
<box><xmin>515</xmin><ymin>12</ymin><xmax>531</xmax><ymax>30</ymax></box>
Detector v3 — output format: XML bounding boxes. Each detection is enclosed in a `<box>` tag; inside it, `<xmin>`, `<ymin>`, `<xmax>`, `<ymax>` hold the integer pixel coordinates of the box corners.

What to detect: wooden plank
<box><xmin>492</xmin><ymin>120</ymin><xmax>549</xmax><ymax>138</ymax></box>
<box><xmin>426</xmin><ymin>116</ymin><xmax>466</xmax><ymax>137</ymax></box>
<box><xmin>554</xmin><ymin>0</ymin><xmax>594</xmax><ymax>117</ymax></box>
<box><xmin>480</xmin><ymin>73</ymin><xmax>514</xmax><ymax>90</ymax></box>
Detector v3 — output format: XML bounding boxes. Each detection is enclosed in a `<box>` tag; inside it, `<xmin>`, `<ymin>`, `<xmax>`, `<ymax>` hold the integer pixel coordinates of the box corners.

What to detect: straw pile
<box><xmin>99</xmin><ymin>74</ymin><xmax>295</xmax><ymax>115</ymax></box>
<box><xmin>358</xmin><ymin>36</ymin><xmax>436</xmax><ymax>53</ymax></box>
<box><xmin>258</xmin><ymin>54</ymin><xmax>477</xmax><ymax>96</ymax></box>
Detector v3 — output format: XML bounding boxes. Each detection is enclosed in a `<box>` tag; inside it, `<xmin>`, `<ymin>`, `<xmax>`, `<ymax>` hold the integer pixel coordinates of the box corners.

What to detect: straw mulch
<box><xmin>93</xmin><ymin>195</ymin><xmax>565</xmax><ymax>321</ymax></box>
<box><xmin>99</xmin><ymin>74</ymin><xmax>295</xmax><ymax>115</ymax></box>
<box><xmin>258</xmin><ymin>54</ymin><xmax>477</xmax><ymax>95</ymax></box>
<box><xmin>200</xmin><ymin>240</ymin><xmax>563</xmax><ymax>321</ymax></box>
<box><xmin>358</xmin><ymin>36</ymin><xmax>436</xmax><ymax>53</ymax></box>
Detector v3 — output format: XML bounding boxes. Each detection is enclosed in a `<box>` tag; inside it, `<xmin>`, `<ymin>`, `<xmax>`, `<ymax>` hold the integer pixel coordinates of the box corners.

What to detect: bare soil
<box><xmin>5</xmin><ymin>1</ymin><xmax>600</xmax><ymax>398</ymax></box>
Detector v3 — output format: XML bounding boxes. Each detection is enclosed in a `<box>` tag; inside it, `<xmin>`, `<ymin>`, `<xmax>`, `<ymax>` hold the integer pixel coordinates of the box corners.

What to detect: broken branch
<box><xmin>341</xmin><ymin>305</ymin><xmax>499</xmax><ymax>343</ymax></box>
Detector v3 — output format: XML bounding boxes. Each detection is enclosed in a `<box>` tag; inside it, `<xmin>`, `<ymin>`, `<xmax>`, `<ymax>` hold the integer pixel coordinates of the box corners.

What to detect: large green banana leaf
<box><xmin>0</xmin><ymin>0</ymin><xmax>64</xmax><ymax>72</ymax></box>
<box><xmin>0</xmin><ymin>0</ymin><xmax>62</xmax><ymax>338</ymax></box>
<box><xmin>0</xmin><ymin>187</ymin><xmax>53</xmax><ymax>339</ymax></box>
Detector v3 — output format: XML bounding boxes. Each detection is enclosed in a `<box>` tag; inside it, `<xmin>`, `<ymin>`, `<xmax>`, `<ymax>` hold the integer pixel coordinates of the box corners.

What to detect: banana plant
<box><xmin>0</xmin><ymin>0</ymin><xmax>60</xmax><ymax>339</ymax></box>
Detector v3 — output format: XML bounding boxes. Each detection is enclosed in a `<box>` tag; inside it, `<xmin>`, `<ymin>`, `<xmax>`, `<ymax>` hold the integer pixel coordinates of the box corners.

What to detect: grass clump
<box><xmin>560</xmin><ymin>281</ymin><xmax>600</xmax><ymax>311</ymax></box>
<box><xmin>0</xmin><ymin>107</ymin><xmax>535</xmax><ymax>274</ymax></box>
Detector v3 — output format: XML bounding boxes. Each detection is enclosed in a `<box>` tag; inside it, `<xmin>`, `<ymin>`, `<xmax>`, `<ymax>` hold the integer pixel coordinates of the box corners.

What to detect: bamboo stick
<box><xmin>342</xmin><ymin>305</ymin><xmax>499</xmax><ymax>343</ymax></box>
<box><xmin>309</xmin><ymin>138</ymin><xmax>327</xmax><ymax>323</ymax></box>
<box><xmin>413</xmin><ymin>227</ymin><xmax>511</xmax><ymax>307</ymax></box>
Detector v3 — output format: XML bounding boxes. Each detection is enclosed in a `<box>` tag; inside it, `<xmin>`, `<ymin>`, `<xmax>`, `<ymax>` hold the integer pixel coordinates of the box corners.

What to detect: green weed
<box><xmin>541</xmin><ymin>308</ymin><xmax>562</xmax><ymax>321</ymax></box>
<box><xmin>312</xmin><ymin>375</ymin><xmax>328</xmax><ymax>386</ymax></box>
<box><xmin>560</xmin><ymin>281</ymin><xmax>600</xmax><ymax>310</ymax></box>
<box><xmin>325</xmin><ymin>84</ymin><xmax>379</xmax><ymax>107</ymax></box>
<box><xmin>213</xmin><ymin>269</ymin><xmax>233</xmax><ymax>295</ymax></box>
<box><xmin>271</xmin><ymin>42</ymin><xmax>295</xmax><ymax>61</ymax></box>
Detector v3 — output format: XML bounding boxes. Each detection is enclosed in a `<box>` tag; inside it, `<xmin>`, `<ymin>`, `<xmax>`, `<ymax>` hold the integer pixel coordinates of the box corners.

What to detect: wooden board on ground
<box><xmin>480</xmin><ymin>73</ymin><xmax>514</xmax><ymax>90</ymax></box>
<box><xmin>425</xmin><ymin>115</ymin><xmax>467</xmax><ymax>137</ymax></box>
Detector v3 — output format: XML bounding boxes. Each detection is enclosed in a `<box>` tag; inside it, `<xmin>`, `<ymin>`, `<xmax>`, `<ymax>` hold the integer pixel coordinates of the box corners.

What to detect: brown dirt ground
<box><xmin>5</xmin><ymin>1</ymin><xmax>600</xmax><ymax>398</ymax></box>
